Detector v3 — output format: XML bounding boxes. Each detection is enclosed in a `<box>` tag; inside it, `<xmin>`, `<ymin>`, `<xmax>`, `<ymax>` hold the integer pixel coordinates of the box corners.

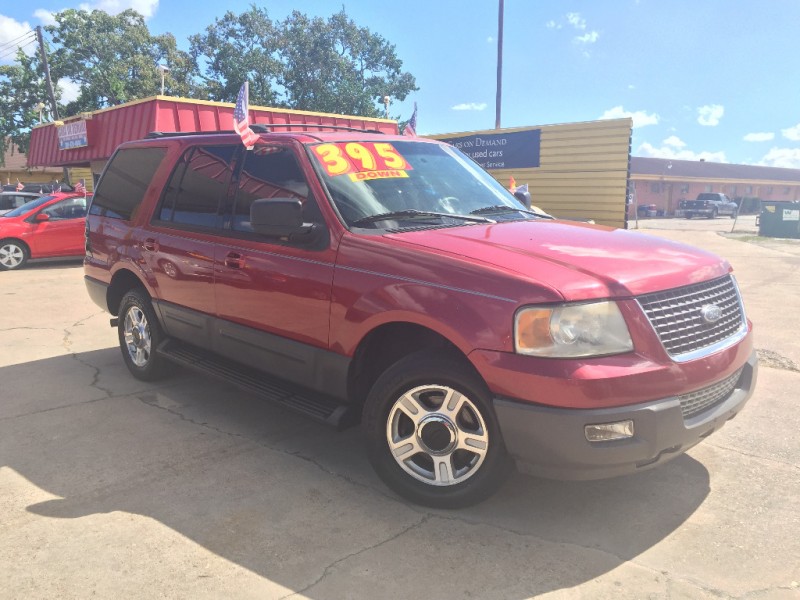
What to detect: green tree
<box><xmin>0</xmin><ymin>49</ymin><xmax>52</xmax><ymax>163</ymax></box>
<box><xmin>47</xmin><ymin>8</ymin><xmax>200</xmax><ymax>114</ymax></box>
<box><xmin>189</xmin><ymin>5</ymin><xmax>282</xmax><ymax>105</ymax></box>
<box><xmin>277</xmin><ymin>9</ymin><xmax>417</xmax><ymax>116</ymax></box>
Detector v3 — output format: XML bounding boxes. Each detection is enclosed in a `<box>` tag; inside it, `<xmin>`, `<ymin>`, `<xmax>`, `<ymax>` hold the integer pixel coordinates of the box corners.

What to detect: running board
<box><xmin>156</xmin><ymin>339</ymin><xmax>356</xmax><ymax>430</ymax></box>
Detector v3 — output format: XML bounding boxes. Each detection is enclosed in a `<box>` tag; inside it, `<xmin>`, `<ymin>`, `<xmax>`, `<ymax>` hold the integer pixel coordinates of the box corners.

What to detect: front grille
<box><xmin>637</xmin><ymin>275</ymin><xmax>745</xmax><ymax>358</ymax></box>
<box><xmin>679</xmin><ymin>368</ymin><xmax>743</xmax><ymax>419</ymax></box>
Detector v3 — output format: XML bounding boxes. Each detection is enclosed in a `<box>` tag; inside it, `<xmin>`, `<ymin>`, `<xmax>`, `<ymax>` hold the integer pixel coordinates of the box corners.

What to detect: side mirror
<box><xmin>514</xmin><ymin>190</ymin><xmax>532</xmax><ymax>209</ymax></box>
<box><xmin>34</xmin><ymin>213</ymin><xmax>50</xmax><ymax>222</ymax></box>
<box><xmin>250</xmin><ymin>198</ymin><xmax>306</xmax><ymax>237</ymax></box>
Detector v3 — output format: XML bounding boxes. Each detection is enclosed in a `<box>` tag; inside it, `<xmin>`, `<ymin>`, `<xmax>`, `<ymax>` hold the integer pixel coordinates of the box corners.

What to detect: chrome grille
<box><xmin>637</xmin><ymin>275</ymin><xmax>745</xmax><ymax>358</ymax></box>
<box><xmin>679</xmin><ymin>368</ymin><xmax>743</xmax><ymax>419</ymax></box>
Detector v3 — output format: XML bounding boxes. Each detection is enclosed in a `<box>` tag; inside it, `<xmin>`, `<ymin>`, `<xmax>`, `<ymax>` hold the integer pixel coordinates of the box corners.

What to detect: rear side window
<box><xmin>91</xmin><ymin>147</ymin><xmax>166</xmax><ymax>220</ymax></box>
<box><xmin>156</xmin><ymin>145</ymin><xmax>236</xmax><ymax>230</ymax></box>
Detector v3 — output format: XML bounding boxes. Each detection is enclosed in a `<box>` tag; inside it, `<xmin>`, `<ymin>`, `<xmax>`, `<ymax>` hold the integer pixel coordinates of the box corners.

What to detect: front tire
<box><xmin>363</xmin><ymin>351</ymin><xmax>511</xmax><ymax>508</ymax></box>
<box><xmin>118</xmin><ymin>288</ymin><xmax>169</xmax><ymax>381</ymax></box>
<box><xmin>0</xmin><ymin>239</ymin><xmax>29</xmax><ymax>270</ymax></box>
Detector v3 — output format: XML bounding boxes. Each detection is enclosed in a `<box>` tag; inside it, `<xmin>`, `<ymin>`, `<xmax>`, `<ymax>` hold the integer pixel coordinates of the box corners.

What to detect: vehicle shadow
<box><xmin>2</xmin><ymin>349</ymin><xmax>710</xmax><ymax>598</ymax></box>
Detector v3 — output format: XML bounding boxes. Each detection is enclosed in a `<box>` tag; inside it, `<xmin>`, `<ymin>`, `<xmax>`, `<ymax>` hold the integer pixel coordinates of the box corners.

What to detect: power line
<box><xmin>0</xmin><ymin>39</ymin><xmax>37</xmax><ymax>62</ymax></box>
<box><xmin>0</xmin><ymin>31</ymin><xmax>36</xmax><ymax>52</ymax></box>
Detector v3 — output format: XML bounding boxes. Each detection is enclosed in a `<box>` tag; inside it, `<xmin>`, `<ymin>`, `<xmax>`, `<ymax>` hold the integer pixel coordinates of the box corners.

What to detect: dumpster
<box><xmin>758</xmin><ymin>201</ymin><xmax>800</xmax><ymax>239</ymax></box>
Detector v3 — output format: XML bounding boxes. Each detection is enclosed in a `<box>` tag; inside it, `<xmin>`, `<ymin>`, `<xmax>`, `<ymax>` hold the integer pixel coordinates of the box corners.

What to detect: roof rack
<box><xmin>145</xmin><ymin>123</ymin><xmax>386</xmax><ymax>139</ymax></box>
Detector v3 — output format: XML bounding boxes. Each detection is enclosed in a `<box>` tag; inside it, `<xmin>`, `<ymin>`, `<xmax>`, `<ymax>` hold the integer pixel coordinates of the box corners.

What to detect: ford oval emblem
<box><xmin>701</xmin><ymin>304</ymin><xmax>723</xmax><ymax>324</ymax></box>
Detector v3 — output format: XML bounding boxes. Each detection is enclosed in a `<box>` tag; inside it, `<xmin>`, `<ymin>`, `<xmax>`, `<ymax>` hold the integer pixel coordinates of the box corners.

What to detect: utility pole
<box><xmin>495</xmin><ymin>0</ymin><xmax>504</xmax><ymax>129</ymax></box>
<box><xmin>36</xmin><ymin>26</ymin><xmax>69</xmax><ymax>184</ymax></box>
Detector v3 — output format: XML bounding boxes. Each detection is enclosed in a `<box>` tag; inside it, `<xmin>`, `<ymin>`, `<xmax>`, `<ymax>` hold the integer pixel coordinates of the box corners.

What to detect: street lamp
<box><xmin>35</xmin><ymin>102</ymin><xmax>46</xmax><ymax>124</ymax></box>
<box><xmin>157</xmin><ymin>64</ymin><xmax>170</xmax><ymax>95</ymax></box>
<box><xmin>383</xmin><ymin>95</ymin><xmax>390</xmax><ymax>119</ymax></box>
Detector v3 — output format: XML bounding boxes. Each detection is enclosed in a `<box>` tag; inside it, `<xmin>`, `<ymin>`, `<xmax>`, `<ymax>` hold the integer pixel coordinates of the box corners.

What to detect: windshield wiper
<box><xmin>470</xmin><ymin>205</ymin><xmax>554</xmax><ymax>219</ymax></box>
<box><xmin>352</xmin><ymin>209</ymin><xmax>494</xmax><ymax>227</ymax></box>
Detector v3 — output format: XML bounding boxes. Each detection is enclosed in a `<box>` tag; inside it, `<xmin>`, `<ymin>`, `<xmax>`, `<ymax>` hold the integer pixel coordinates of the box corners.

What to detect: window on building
<box><xmin>746</xmin><ymin>185</ymin><xmax>753</xmax><ymax>195</ymax></box>
<box><xmin>730</xmin><ymin>185</ymin><xmax>737</xmax><ymax>195</ymax></box>
<box><xmin>680</xmin><ymin>184</ymin><xmax>690</xmax><ymax>194</ymax></box>
<box><xmin>157</xmin><ymin>145</ymin><xmax>237</xmax><ymax>229</ymax></box>
<box><xmin>767</xmin><ymin>186</ymin><xmax>774</xmax><ymax>195</ymax></box>
<box><xmin>650</xmin><ymin>182</ymin><xmax>661</xmax><ymax>193</ymax></box>
<box><xmin>705</xmin><ymin>184</ymin><xmax>713</xmax><ymax>192</ymax></box>
<box><xmin>786</xmin><ymin>187</ymin><xmax>791</xmax><ymax>195</ymax></box>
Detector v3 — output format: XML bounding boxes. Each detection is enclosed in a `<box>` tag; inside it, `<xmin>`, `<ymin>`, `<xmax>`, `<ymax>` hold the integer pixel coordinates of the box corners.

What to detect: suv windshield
<box><xmin>309</xmin><ymin>140</ymin><xmax>539</xmax><ymax>228</ymax></box>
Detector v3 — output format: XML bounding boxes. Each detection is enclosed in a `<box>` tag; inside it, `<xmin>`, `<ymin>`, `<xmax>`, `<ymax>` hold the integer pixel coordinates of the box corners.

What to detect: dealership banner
<box><xmin>439</xmin><ymin>129</ymin><xmax>541</xmax><ymax>169</ymax></box>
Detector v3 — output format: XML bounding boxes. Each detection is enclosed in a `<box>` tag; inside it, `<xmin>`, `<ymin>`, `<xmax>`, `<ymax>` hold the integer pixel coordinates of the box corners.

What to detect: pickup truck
<box><xmin>683</xmin><ymin>193</ymin><xmax>738</xmax><ymax>219</ymax></box>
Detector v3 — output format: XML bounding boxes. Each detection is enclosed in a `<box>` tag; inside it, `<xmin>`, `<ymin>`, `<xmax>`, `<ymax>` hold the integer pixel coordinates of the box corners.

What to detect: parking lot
<box><xmin>1</xmin><ymin>215</ymin><xmax>799</xmax><ymax>599</ymax></box>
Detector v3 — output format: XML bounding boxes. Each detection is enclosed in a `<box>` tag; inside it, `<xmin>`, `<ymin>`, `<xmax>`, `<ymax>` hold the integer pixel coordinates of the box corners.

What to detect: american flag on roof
<box><xmin>74</xmin><ymin>179</ymin><xmax>85</xmax><ymax>194</ymax></box>
<box><xmin>233</xmin><ymin>81</ymin><xmax>260</xmax><ymax>148</ymax></box>
<box><xmin>16</xmin><ymin>180</ymin><xmax>23</xmax><ymax>191</ymax></box>
<box><xmin>403</xmin><ymin>102</ymin><xmax>417</xmax><ymax>137</ymax></box>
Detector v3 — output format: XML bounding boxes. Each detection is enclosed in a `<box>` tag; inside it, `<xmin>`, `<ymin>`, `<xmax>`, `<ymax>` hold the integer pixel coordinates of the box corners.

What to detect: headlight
<box><xmin>514</xmin><ymin>300</ymin><xmax>633</xmax><ymax>358</ymax></box>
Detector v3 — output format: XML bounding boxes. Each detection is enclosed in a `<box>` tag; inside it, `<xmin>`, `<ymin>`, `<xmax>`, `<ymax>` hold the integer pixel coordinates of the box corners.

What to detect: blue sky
<box><xmin>3</xmin><ymin>0</ymin><xmax>800</xmax><ymax>168</ymax></box>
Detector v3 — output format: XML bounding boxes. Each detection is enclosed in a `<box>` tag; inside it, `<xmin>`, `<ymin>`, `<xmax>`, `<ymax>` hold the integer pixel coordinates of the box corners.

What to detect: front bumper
<box><xmin>493</xmin><ymin>349</ymin><xmax>758</xmax><ymax>480</ymax></box>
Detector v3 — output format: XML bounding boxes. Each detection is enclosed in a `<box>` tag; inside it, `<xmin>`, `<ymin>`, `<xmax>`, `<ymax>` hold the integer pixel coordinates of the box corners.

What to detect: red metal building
<box><xmin>27</xmin><ymin>95</ymin><xmax>398</xmax><ymax>183</ymax></box>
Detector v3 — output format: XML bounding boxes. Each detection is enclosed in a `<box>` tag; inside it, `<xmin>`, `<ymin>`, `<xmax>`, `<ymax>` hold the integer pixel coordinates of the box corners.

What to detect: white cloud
<box><xmin>0</xmin><ymin>15</ymin><xmax>36</xmax><ymax>63</ymax></box>
<box><xmin>452</xmin><ymin>103</ymin><xmax>487</xmax><ymax>111</ymax></box>
<box><xmin>663</xmin><ymin>135</ymin><xmax>686</xmax><ymax>148</ymax></box>
<box><xmin>486</xmin><ymin>36</ymin><xmax>493</xmax><ymax>43</ymax></box>
<box><xmin>743</xmin><ymin>132</ymin><xmax>775</xmax><ymax>142</ymax></box>
<box><xmin>32</xmin><ymin>9</ymin><xmax>57</xmax><ymax>26</ymax></box>
<box><xmin>574</xmin><ymin>31</ymin><xmax>599</xmax><ymax>44</ymax></box>
<box><xmin>545</xmin><ymin>20</ymin><xmax>560</xmax><ymax>29</ymax></box>
<box><xmin>599</xmin><ymin>105</ymin><xmax>660</xmax><ymax>128</ymax></box>
<box><xmin>57</xmin><ymin>78</ymin><xmax>82</xmax><ymax>104</ymax></box>
<box><xmin>637</xmin><ymin>141</ymin><xmax>727</xmax><ymax>163</ymax></box>
<box><xmin>758</xmin><ymin>147</ymin><xmax>800</xmax><ymax>169</ymax></box>
<box><xmin>566</xmin><ymin>12</ymin><xmax>586</xmax><ymax>29</ymax></box>
<box><xmin>781</xmin><ymin>123</ymin><xmax>800</xmax><ymax>141</ymax></box>
<box><xmin>697</xmin><ymin>104</ymin><xmax>724</xmax><ymax>126</ymax></box>
<box><xmin>628</xmin><ymin>84</ymin><xmax>635</xmax><ymax>90</ymax></box>
<box><xmin>88</xmin><ymin>0</ymin><xmax>160</xmax><ymax>18</ymax></box>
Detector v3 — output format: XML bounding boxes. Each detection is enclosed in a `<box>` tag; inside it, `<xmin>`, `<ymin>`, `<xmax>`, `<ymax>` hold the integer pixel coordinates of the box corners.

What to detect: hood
<box><xmin>385</xmin><ymin>220</ymin><xmax>730</xmax><ymax>300</ymax></box>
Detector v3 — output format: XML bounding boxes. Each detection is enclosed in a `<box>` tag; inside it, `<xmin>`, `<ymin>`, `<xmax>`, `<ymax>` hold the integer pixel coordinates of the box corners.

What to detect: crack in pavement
<box><xmin>756</xmin><ymin>348</ymin><xmax>800</xmax><ymax>372</ymax></box>
<box><xmin>278</xmin><ymin>515</ymin><xmax>431</xmax><ymax>600</ymax></box>
<box><xmin>703</xmin><ymin>441</ymin><xmax>799</xmax><ymax>470</ymax></box>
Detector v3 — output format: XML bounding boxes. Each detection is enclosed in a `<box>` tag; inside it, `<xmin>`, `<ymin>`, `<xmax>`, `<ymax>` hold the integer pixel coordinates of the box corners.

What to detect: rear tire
<box><xmin>0</xmin><ymin>239</ymin><xmax>29</xmax><ymax>270</ymax></box>
<box><xmin>363</xmin><ymin>350</ymin><xmax>511</xmax><ymax>508</ymax></box>
<box><xmin>118</xmin><ymin>289</ymin><xmax>169</xmax><ymax>381</ymax></box>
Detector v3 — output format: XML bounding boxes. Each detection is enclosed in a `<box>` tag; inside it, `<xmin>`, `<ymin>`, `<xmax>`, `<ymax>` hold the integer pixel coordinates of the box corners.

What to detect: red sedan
<box><xmin>0</xmin><ymin>192</ymin><xmax>90</xmax><ymax>270</ymax></box>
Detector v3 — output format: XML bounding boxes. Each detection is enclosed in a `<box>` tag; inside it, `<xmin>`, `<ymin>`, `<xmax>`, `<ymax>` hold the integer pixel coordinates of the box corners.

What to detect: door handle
<box><xmin>142</xmin><ymin>238</ymin><xmax>158</xmax><ymax>252</ymax></box>
<box><xmin>224</xmin><ymin>251</ymin><xmax>244</xmax><ymax>269</ymax></box>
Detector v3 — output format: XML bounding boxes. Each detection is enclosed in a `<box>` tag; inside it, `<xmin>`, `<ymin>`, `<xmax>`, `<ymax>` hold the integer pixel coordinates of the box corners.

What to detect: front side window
<box><xmin>157</xmin><ymin>145</ymin><xmax>236</xmax><ymax>229</ymax></box>
<box><xmin>231</xmin><ymin>145</ymin><xmax>321</xmax><ymax>233</ymax></box>
<box><xmin>41</xmin><ymin>196</ymin><xmax>87</xmax><ymax>220</ymax></box>
<box><xmin>91</xmin><ymin>147</ymin><xmax>166</xmax><ymax>220</ymax></box>
<box><xmin>309</xmin><ymin>140</ymin><xmax>543</xmax><ymax>229</ymax></box>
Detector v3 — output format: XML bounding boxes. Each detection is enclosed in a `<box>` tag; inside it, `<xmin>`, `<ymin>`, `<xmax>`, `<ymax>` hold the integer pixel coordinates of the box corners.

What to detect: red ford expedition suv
<box><xmin>84</xmin><ymin>128</ymin><xmax>757</xmax><ymax>508</ymax></box>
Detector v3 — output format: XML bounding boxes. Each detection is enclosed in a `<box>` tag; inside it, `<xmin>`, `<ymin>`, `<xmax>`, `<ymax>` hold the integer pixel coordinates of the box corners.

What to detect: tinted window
<box><xmin>157</xmin><ymin>145</ymin><xmax>236</xmax><ymax>229</ymax></box>
<box><xmin>91</xmin><ymin>147</ymin><xmax>166</xmax><ymax>220</ymax></box>
<box><xmin>232</xmin><ymin>146</ymin><xmax>321</xmax><ymax>233</ymax></box>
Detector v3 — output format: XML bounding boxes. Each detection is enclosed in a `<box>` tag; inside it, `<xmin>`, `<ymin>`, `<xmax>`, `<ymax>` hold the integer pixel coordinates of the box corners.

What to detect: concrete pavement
<box><xmin>1</xmin><ymin>217</ymin><xmax>798</xmax><ymax>599</ymax></box>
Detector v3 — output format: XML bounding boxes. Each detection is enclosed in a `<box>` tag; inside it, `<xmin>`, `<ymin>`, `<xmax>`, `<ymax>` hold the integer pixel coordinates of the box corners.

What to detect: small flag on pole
<box><xmin>75</xmin><ymin>179</ymin><xmax>85</xmax><ymax>195</ymax></box>
<box><xmin>233</xmin><ymin>82</ymin><xmax>260</xmax><ymax>148</ymax></box>
<box><xmin>403</xmin><ymin>102</ymin><xmax>417</xmax><ymax>137</ymax></box>
<box><xmin>16</xmin><ymin>180</ymin><xmax>23</xmax><ymax>191</ymax></box>
<box><xmin>508</xmin><ymin>176</ymin><xmax>516</xmax><ymax>192</ymax></box>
